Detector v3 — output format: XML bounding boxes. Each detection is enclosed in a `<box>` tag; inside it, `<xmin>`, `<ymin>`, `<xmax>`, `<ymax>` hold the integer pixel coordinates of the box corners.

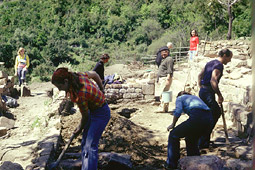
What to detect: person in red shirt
<box><xmin>51</xmin><ymin>67</ymin><xmax>110</xmax><ymax>170</ymax></box>
<box><xmin>189</xmin><ymin>30</ymin><xmax>199</xmax><ymax>61</ymax></box>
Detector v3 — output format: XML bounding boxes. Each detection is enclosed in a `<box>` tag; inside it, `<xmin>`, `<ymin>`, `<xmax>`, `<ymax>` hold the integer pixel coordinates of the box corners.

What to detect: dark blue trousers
<box><xmin>166</xmin><ymin>108</ymin><xmax>212</xmax><ymax>168</ymax></box>
<box><xmin>198</xmin><ymin>88</ymin><xmax>221</xmax><ymax>148</ymax></box>
<box><xmin>81</xmin><ymin>103</ymin><xmax>111</xmax><ymax>170</ymax></box>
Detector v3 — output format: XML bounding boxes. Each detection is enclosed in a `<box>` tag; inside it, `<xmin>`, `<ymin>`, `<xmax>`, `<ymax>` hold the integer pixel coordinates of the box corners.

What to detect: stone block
<box><xmin>135</xmin><ymin>88</ymin><xmax>142</xmax><ymax>93</ymax></box>
<box><xmin>179</xmin><ymin>155</ymin><xmax>224</xmax><ymax>170</ymax></box>
<box><xmin>142</xmin><ymin>84</ymin><xmax>154</xmax><ymax>95</ymax></box>
<box><xmin>8</xmin><ymin>76</ymin><xmax>15</xmax><ymax>84</ymax></box>
<box><xmin>0</xmin><ymin>127</ymin><xmax>7</xmax><ymax>137</ymax></box>
<box><xmin>126</xmin><ymin>88</ymin><xmax>135</xmax><ymax>93</ymax></box>
<box><xmin>0</xmin><ymin>86</ymin><xmax>4</xmax><ymax>93</ymax></box>
<box><xmin>123</xmin><ymin>93</ymin><xmax>131</xmax><ymax>99</ymax></box>
<box><xmin>130</xmin><ymin>93</ymin><xmax>138</xmax><ymax>99</ymax></box>
<box><xmin>0</xmin><ymin>117</ymin><xmax>15</xmax><ymax>129</ymax></box>
<box><xmin>0</xmin><ymin>71</ymin><xmax>8</xmax><ymax>79</ymax></box>
<box><xmin>133</xmin><ymin>83</ymin><xmax>142</xmax><ymax>88</ymax></box>
<box><xmin>0</xmin><ymin>78</ymin><xmax>7</xmax><ymax>85</ymax></box>
<box><xmin>119</xmin><ymin>89</ymin><xmax>126</xmax><ymax>93</ymax></box>
<box><xmin>144</xmin><ymin>95</ymin><xmax>154</xmax><ymax>100</ymax></box>
<box><xmin>21</xmin><ymin>85</ymin><xmax>31</xmax><ymax>97</ymax></box>
<box><xmin>112</xmin><ymin>84</ymin><xmax>122</xmax><ymax>89</ymax></box>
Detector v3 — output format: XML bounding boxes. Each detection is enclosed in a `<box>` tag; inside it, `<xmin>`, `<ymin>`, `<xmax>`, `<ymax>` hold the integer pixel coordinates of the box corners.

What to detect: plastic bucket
<box><xmin>162</xmin><ymin>91</ymin><xmax>172</xmax><ymax>103</ymax></box>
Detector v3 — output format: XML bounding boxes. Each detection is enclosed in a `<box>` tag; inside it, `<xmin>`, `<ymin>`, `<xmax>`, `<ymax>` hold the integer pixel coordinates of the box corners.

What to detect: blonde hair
<box><xmin>17</xmin><ymin>48</ymin><xmax>25</xmax><ymax>55</ymax></box>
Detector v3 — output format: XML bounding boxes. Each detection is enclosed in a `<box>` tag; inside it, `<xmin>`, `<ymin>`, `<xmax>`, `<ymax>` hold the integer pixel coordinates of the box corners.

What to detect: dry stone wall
<box><xmin>105</xmin><ymin>72</ymin><xmax>156</xmax><ymax>103</ymax></box>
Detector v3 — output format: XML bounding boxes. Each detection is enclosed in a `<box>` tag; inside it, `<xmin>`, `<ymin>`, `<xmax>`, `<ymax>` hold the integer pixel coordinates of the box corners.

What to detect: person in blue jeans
<box><xmin>51</xmin><ymin>68</ymin><xmax>110</xmax><ymax>170</ymax></box>
<box><xmin>165</xmin><ymin>91</ymin><xmax>213</xmax><ymax>169</ymax></box>
<box><xmin>198</xmin><ymin>49</ymin><xmax>232</xmax><ymax>148</ymax></box>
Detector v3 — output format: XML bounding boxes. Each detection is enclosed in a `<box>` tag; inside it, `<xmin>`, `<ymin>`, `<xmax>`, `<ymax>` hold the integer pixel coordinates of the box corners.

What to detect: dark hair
<box><xmin>190</xmin><ymin>30</ymin><xmax>198</xmax><ymax>37</ymax></box>
<box><xmin>100</xmin><ymin>53</ymin><xmax>110</xmax><ymax>59</ymax></box>
<box><xmin>51</xmin><ymin>67</ymin><xmax>83</xmax><ymax>100</ymax></box>
<box><xmin>218</xmin><ymin>49</ymin><xmax>232</xmax><ymax>57</ymax></box>
<box><xmin>177</xmin><ymin>91</ymin><xmax>191</xmax><ymax>97</ymax></box>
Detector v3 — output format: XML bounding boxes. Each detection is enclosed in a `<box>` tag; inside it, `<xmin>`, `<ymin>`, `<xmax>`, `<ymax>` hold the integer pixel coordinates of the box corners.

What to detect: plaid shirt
<box><xmin>71</xmin><ymin>72</ymin><xmax>105</xmax><ymax>114</ymax></box>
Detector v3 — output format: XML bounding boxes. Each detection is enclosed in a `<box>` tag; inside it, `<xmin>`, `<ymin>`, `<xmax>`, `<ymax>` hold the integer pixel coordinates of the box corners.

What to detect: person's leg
<box><xmin>166</xmin><ymin>119</ymin><xmax>195</xmax><ymax>168</ymax></box>
<box><xmin>199</xmin><ymin>89</ymin><xmax>221</xmax><ymax>148</ymax></box>
<box><xmin>186</xmin><ymin>135</ymin><xmax>200</xmax><ymax>156</ymax></box>
<box><xmin>81</xmin><ymin>104</ymin><xmax>110</xmax><ymax>170</ymax></box>
<box><xmin>21</xmin><ymin>68</ymin><xmax>27</xmax><ymax>83</ymax></box>
<box><xmin>17</xmin><ymin>67</ymin><xmax>23</xmax><ymax>86</ymax></box>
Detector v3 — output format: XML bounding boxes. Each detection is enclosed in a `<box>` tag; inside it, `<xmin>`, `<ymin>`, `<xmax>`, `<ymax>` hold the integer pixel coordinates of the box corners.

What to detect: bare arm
<box><xmin>86</xmin><ymin>71</ymin><xmax>104</xmax><ymax>91</ymax></box>
<box><xmin>167</xmin><ymin>116</ymin><xmax>179</xmax><ymax>131</ymax></box>
<box><xmin>73</xmin><ymin>109</ymin><xmax>89</xmax><ymax>136</ymax></box>
<box><xmin>210</xmin><ymin>69</ymin><xmax>223</xmax><ymax>104</ymax></box>
<box><xmin>198</xmin><ymin>67</ymin><xmax>205</xmax><ymax>88</ymax></box>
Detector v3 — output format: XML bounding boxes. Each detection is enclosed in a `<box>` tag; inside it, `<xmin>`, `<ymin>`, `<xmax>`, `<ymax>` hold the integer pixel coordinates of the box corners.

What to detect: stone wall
<box><xmin>105</xmin><ymin>72</ymin><xmax>156</xmax><ymax>103</ymax></box>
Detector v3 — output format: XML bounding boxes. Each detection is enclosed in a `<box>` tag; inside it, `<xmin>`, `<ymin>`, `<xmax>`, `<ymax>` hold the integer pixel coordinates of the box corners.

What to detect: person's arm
<box><xmin>167</xmin><ymin>116</ymin><xmax>179</xmax><ymax>131</ymax></box>
<box><xmin>165</xmin><ymin>74</ymin><xmax>172</xmax><ymax>87</ymax></box>
<box><xmin>73</xmin><ymin>107</ymin><xmax>89</xmax><ymax>136</ymax></box>
<box><xmin>195</xmin><ymin>37</ymin><xmax>199</xmax><ymax>56</ymax></box>
<box><xmin>86</xmin><ymin>71</ymin><xmax>104</xmax><ymax>92</ymax></box>
<box><xmin>165</xmin><ymin>58</ymin><xmax>173</xmax><ymax>86</ymax></box>
<box><xmin>198</xmin><ymin>67</ymin><xmax>205</xmax><ymax>88</ymax></box>
<box><xmin>14</xmin><ymin>56</ymin><xmax>18</xmax><ymax>76</ymax></box>
<box><xmin>210</xmin><ymin>69</ymin><xmax>223</xmax><ymax>104</ymax></box>
<box><xmin>167</xmin><ymin>97</ymin><xmax>182</xmax><ymax>131</ymax></box>
<box><xmin>25</xmin><ymin>55</ymin><xmax>30</xmax><ymax>69</ymax></box>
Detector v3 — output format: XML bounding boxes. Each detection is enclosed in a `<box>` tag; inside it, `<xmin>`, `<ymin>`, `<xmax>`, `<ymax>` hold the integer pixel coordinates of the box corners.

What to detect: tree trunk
<box><xmin>227</xmin><ymin>0</ymin><xmax>233</xmax><ymax>40</ymax></box>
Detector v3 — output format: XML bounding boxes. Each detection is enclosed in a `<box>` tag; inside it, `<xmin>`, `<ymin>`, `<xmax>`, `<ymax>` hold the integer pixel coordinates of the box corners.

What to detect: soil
<box><xmin>0</xmin><ymin>63</ymin><xmax>252</xmax><ymax>170</ymax></box>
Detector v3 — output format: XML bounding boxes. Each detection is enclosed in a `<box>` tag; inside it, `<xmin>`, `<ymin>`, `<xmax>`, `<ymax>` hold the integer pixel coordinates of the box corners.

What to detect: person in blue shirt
<box><xmin>165</xmin><ymin>91</ymin><xmax>213</xmax><ymax>169</ymax></box>
<box><xmin>198</xmin><ymin>49</ymin><xmax>232</xmax><ymax>149</ymax></box>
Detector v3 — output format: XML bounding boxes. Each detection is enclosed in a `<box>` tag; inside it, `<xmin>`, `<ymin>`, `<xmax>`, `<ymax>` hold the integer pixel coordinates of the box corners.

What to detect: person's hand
<box><xmin>14</xmin><ymin>72</ymin><xmax>17</xmax><ymax>76</ymax></box>
<box><xmin>167</xmin><ymin>124</ymin><xmax>174</xmax><ymax>131</ymax></box>
<box><xmin>73</xmin><ymin>124</ymin><xmax>83</xmax><ymax>137</ymax></box>
<box><xmin>23</xmin><ymin>67</ymin><xmax>27</xmax><ymax>71</ymax></box>
<box><xmin>217</xmin><ymin>94</ymin><xmax>224</xmax><ymax>104</ymax></box>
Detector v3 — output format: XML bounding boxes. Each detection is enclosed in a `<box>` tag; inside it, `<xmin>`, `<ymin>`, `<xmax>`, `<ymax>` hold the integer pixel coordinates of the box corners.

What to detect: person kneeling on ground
<box><xmin>165</xmin><ymin>91</ymin><xmax>213</xmax><ymax>169</ymax></box>
<box><xmin>51</xmin><ymin>67</ymin><xmax>111</xmax><ymax>170</ymax></box>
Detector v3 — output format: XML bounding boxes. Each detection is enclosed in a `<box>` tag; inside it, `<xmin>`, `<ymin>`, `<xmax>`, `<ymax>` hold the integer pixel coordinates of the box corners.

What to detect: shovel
<box><xmin>220</xmin><ymin>103</ymin><xmax>230</xmax><ymax>144</ymax></box>
<box><xmin>48</xmin><ymin>133</ymin><xmax>76</xmax><ymax>170</ymax></box>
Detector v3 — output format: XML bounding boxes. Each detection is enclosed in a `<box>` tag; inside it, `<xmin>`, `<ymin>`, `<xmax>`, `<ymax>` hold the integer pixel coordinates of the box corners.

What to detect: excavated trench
<box><xmin>47</xmin><ymin>100</ymin><xmax>252</xmax><ymax>170</ymax></box>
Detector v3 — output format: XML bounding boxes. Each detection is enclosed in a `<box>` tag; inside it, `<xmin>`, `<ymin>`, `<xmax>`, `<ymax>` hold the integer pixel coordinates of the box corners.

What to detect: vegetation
<box><xmin>0</xmin><ymin>0</ymin><xmax>251</xmax><ymax>82</ymax></box>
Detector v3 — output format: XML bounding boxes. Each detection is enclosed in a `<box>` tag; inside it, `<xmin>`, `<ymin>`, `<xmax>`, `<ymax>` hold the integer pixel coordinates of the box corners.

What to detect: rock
<box><xmin>20</xmin><ymin>85</ymin><xmax>31</xmax><ymax>97</ymax></box>
<box><xmin>225</xmin><ymin>159</ymin><xmax>252</xmax><ymax>170</ymax></box>
<box><xmin>178</xmin><ymin>155</ymin><xmax>224</xmax><ymax>170</ymax></box>
<box><xmin>0</xmin><ymin>127</ymin><xmax>7</xmax><ymax>137</ymax></box>
<box><xmin>0</xmin><ymin>117</ymin><xmax>15</xmax><ymax>129</ymax></box>
<box><xmin>0</xmin><ymin>161</ymin><xmax>24</xmax><ymax>170</ymax></box>
<box><xmin>98</xmin><ymin>152</ymin><xmax>132</xmax><ymax>170</ymax></box>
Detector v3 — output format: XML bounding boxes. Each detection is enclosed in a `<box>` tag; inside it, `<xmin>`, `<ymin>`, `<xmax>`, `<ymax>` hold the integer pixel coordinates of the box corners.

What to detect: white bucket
<box><xmin>162</xmin><ymin>91</ymin><xmax>172</xmax><ymax>103</ymax></box>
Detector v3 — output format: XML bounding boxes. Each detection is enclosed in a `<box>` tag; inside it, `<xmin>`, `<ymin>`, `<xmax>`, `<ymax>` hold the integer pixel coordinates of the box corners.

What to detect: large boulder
<box><xmin>178</xmin><ymin>155</ymin><xmax>224</xmax><ymax>170</ymax></box>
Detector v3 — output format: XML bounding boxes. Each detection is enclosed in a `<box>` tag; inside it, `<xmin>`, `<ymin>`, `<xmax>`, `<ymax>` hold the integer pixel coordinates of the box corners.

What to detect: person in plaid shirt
<box><xmin>51</xmin><ymin>67</ymin><xmax>110</xmax><ymax>170</ymax></box>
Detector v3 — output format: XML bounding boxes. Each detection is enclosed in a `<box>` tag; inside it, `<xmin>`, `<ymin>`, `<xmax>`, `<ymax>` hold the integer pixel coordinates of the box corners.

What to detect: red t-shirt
<box><xmin>189</xmin><ymin>36</ymin><xmax>199</xmax><ymax>51</ymax></box>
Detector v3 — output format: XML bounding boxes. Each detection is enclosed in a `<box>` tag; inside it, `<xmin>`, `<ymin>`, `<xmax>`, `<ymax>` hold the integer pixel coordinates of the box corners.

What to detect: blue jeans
<box><xmin>166</xmin><ymin>108</ymin><xmax>212</xmax><ymax>168</ymax></box>
<box><xmin>198</xmin><ymin>88</ymin><xmax>221</xmax><ymax>148</ymax></box>
<box><xmin>189</xmin><ymin>50</ymin><xmax>196</xmax><ymax>61</ymax></box>
<box><xmin>17</xmin><ymin>67</ymin><xmax>27</xmax><ymax>85</ymax></box>
<box><xmin>81</xmin><ymin>103</ymin><xmax>110</xmax><ymax>170</ymax></box>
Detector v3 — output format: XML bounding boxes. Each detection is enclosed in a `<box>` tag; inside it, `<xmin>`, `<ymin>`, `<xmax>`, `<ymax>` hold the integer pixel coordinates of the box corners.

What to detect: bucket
<box><xmin>162</xmin><ymin>91</ymin><xmax>172</xmax><ymax>103</ymax></box>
